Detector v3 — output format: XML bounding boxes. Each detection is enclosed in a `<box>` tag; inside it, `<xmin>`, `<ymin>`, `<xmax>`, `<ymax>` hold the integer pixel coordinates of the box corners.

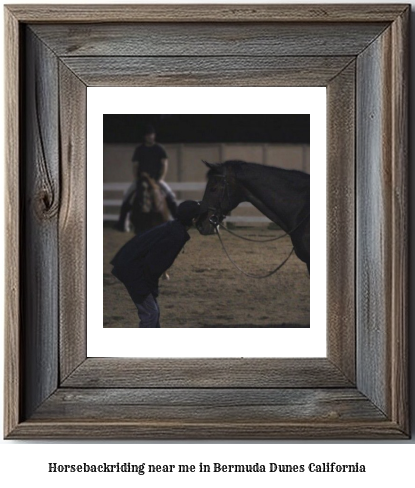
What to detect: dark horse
<box><xmin>126</xmin><ymin>172</ymin><xmax>170</xmax><ymax>234</ymax></box>
<box><xmin>197</xmin><ymin>160</ymin><xmax>310</xmax><ymax>272</ymax></box>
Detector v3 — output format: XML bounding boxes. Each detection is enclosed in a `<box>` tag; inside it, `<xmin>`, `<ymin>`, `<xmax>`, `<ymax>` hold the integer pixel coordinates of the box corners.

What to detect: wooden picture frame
<box><xmin>4</xmin><ymin>4</ymin><xmax>409</xmax><ymax>439</ymax></box>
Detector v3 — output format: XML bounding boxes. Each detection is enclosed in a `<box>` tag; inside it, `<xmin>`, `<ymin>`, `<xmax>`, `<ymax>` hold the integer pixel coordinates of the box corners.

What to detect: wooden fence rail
<box><xmin>103</xmin><ymin>182</ymin><xmax>271</xmax><ymax>223</ymax></box>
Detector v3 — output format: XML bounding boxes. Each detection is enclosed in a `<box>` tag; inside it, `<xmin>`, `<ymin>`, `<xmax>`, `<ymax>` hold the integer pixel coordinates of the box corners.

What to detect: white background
<box><xmin>1</xmin><ymin>0</ymin><xmax>414</xmax><ymax>485</ymax></box>
<box><xmin>88</xmin><ymin>86</ymin><xmax>326</xmax><ymax>357</ymax></box>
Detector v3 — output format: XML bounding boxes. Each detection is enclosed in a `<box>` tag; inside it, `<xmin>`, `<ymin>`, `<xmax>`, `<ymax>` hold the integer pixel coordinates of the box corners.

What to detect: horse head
<box><xmin>196</xmin><ymin>161</ymin><xmax>241</xmax><ymax>235</ymax></box>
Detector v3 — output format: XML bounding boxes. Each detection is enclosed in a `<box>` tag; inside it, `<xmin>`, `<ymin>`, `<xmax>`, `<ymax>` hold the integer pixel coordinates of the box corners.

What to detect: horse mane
<box><xmin>206</xmin><ymin>160</ymin><xmax>309</xmax><ymax>189</ymax></box>
<box><xmin>139</xmin><ymin>172</ymin><xmax>158</xmax><ymax>190</ymax></box>
<box><xmin>137</xmin><ymin>172</ymin><xmax>164</xmax><ymax>212</ymax></box>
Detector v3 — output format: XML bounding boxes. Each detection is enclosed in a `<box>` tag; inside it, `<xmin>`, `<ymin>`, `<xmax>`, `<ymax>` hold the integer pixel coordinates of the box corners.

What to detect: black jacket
<box><xmin>111</xmin><ymin>220</ymin><xmax>190</xmax><ymax>303</ymax></box>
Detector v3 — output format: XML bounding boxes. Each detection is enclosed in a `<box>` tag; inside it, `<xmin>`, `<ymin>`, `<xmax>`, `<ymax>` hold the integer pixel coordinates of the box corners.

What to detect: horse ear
<box><xmin>202</xmin><ymin>160</ymin><xmax>221</xmax><ymax>172</ymax></box>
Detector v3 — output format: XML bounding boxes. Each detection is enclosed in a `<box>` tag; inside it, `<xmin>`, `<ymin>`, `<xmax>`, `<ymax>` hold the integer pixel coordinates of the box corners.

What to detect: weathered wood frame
<box><xmin>4</xmin><ymin>4</ymin><xmax>409</xmax><ymax>439</ymax></box>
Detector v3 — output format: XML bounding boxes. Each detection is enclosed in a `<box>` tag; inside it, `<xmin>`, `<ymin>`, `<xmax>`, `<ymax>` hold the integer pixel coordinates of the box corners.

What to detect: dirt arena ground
<box><xmin>103</xmin><ymin>225</ymin><xmax>310</xmax><ymax>328</ymax></box>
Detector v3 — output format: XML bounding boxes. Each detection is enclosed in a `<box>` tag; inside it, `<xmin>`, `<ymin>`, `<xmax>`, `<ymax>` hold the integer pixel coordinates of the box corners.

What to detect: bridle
<box><xmin>206</xmin><ymin>166</ymin><xmax>232</xmax><ymax>228</ymax></box>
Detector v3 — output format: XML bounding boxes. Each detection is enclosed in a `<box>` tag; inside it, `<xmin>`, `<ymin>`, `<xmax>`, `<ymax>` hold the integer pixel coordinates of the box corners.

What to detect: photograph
<box><xmin>103</xmin><ymin>114</ymin><xmax>310</xmax><ymax>329</ymax></box>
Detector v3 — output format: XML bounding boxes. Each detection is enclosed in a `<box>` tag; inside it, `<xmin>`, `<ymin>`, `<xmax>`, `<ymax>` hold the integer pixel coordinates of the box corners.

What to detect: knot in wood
<box><xmin>36</xmin><ymin>188</ymin><xmax>59</xmax><ymax>219</ymax></box>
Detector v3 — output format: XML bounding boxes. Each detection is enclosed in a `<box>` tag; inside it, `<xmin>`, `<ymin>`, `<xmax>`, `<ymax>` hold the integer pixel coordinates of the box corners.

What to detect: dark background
<box><xmin>103</xmin><ymin>114</ymin><xmax>310</xmax><ymax>144</ymax></box>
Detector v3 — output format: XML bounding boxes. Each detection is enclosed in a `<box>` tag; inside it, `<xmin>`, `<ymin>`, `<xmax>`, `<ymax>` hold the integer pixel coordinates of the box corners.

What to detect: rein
<box><xmin>214</xmin><ymin>226</ymin><xmax>295</xmax><ymax>279</ymax></box>
<box><xmin>214</xmin><ymin>213</ymin><xmax>309</xmax><ymax>243</ymax></box>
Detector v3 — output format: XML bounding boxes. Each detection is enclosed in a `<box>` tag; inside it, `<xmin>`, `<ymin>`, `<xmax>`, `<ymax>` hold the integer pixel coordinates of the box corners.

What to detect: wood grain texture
<box><xmin>389</xmin><ymin>9</ymin><xmax>409</xmax><ymax>433</ymax></box>
<box><xmin>4</xmin><ymin>7</ymin><xmax>21</xmax><ymax>438</ymax></box>
<box><xmin>356</xmin><ymin>32</ymin><xmax>389</xmax><ymax>415</ymax></box>
<box><xmin>8</xmin><ymin>420</ymin><xmax>406</xmax><ymax>441</ymax></box>
<box><xmin>61</xmin><ymin>56</ymin><xmax>354</xmax><ymax>87</ymax></box>
<box><xmin>58</xmin><ymin>63</ymin><xmax>87</xmax><ymax>382</ymax></box>
<box><xmin>32</xmin><ymin>388</ymin><xmax>386</xmax><ymax>422</ymax></box>
<box><xmin>62</xmin><ymin>358</ymin><xmax>352</xmax><ymax>388</ymax></box>
<box><xmin>23</xmin><ymin>29</ymin><xmax>60</xmax><ymax>419</ymax></box>
<box><xmin>31</xmin><ymin>22</ymin><xmax>388</xmax><ymax>57</ymax></box>
<box><xmin>355</xmin><ymin>25</ymin><xmax>408</xmax><ymax>423</ymax></box>
<box><xmin>6</xmin><ymin>4</ymin><xmax>409</xmax><ymax>23</ymax></box>
<box><xmin>326</xmin><ymin>62</ymin><xmax>356</xmax><ymax>383</ymax></box>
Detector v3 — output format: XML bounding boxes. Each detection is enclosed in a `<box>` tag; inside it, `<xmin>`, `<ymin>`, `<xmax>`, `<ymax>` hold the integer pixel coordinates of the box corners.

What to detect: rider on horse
<box><xmin>115</xmin><ymin>124</ymin><xmax>178</xmax><ymax>231</ymax></box>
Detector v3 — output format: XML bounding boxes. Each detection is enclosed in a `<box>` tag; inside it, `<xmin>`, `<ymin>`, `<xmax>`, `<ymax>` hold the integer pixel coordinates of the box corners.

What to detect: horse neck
<box><xmin>235</xmin><ymin>164</ymin><xmax>309</xmax><ymax>231</ymax></box>
<box><xmin>137</xmin><ymin>175</ymin><xmax>160</xmax><ymax>209</ymax></box>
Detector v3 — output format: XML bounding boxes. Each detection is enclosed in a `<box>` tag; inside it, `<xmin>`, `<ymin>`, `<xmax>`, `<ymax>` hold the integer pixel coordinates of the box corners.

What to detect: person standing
<box><xmin>116</xmin><ymin>124</ymin><xmax>178</xmax><ymax>230</ymax></box>
<box><xmin>111</xmin><ymin>200</ymin><xmax>208</xmax><ymax>328</ymax></box>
